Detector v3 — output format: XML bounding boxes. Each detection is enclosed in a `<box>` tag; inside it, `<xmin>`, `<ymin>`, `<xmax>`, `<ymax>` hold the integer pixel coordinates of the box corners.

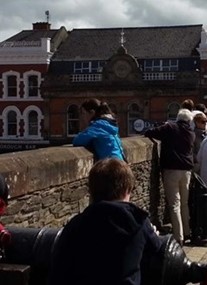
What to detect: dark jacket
<box><xmin>193</xmin><ymin>128</ymin><xmax>207</xmax><ymax>162</ymax></box>
<box><xmin>73</xmin><ymin>117</ymin><xmax>124</xmax><ymax>160</ymax></box>
<box><xmin>48</xmin><ymin>201</ymin><xmax>161</xmax><ymax>285</ymax></box>
<box><xmin>145</xmin><ymin>120</ymin><xmax>195</xmax><ymax>170</ymax></box>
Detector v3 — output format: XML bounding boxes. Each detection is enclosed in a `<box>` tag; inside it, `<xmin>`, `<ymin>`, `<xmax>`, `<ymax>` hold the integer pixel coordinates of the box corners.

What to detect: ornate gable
<box><xmin>102</xmin><ymin>45</ymin><xmax>142</xmax><ymax>84</ymax></box>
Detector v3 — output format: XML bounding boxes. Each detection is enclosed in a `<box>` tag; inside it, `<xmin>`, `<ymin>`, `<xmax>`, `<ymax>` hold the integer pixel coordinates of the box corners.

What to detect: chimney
<box><xmin>32</xmin><ymin>22</ymin><xmax>51</xmax><ymax>31</ymax></box>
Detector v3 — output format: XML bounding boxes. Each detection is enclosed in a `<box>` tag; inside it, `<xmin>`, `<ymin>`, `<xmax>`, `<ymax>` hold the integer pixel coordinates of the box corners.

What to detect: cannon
<box><xmin>1</xmin><ymin>227</ymin><xmax>207</xmax><ymax>285</ymax></box>
<box><xmin>3</xmin><ymin>227</ymin><xmax>63</xmax><ymax>285</ymax></box>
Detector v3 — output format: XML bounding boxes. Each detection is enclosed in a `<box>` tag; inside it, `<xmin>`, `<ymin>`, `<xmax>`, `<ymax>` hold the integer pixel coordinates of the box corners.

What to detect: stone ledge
<box><xmin>0</xmin><ymin>136</ymin><xmax>156</xmax><ymax>198</ymax></box>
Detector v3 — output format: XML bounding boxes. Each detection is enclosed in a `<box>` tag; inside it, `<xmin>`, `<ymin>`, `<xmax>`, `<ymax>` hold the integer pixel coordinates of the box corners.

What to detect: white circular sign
<box><xmin>134</xmin><ymin>119</ymin><xmax>145</xmax><ymax>132</ymax></box>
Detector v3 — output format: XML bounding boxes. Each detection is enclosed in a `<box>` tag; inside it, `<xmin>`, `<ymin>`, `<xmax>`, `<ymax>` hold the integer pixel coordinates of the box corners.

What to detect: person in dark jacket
<box><xmin>193</xmin><ymin>112</ymin><xmax>207</xmax><ymax>169</ymax></box>
<box><xmin>145</xmin><ymin>108</ymin><xmax>195</xmax><ymax>246</ymax></box>
<box><xmin>73</xmin><ymin>98</ymin><xmax>125</xmax><ymax>161</ymax></box>
<box><xmin>48</xmin><ymin>158</ymin><xmax>161</xmax><ymax>285</ymax></box>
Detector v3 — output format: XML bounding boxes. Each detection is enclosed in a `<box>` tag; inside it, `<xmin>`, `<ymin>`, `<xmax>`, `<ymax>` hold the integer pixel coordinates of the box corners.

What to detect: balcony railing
<box><xmin>142</xmin><ymin>72</ymin><xmax>176</xmax><ymax>81</ymax></box>
<box><xmin>70</xmin><ymin>72</ymin><xmax>176</xmax><ymax>82</ymax></box>
<box><xmin>70</xmin><ymin>74</ymin><xmax>102</xmax><ymax>82</ymax></box>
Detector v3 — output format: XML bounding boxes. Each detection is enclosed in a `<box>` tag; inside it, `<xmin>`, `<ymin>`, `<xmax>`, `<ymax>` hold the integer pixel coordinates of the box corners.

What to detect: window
<box><xmin>1</xmin><ymin>107</ymin><xmax>21</xmax><ymax>138</ymax></box>
<box><xmin>28</xmin><ymin>75</ymin><xmax>38</xmax><ymax>97</ymax></box>
<box><xmin>7</xmin><ymin>75</ymin><xmax>17</xmax><ymax>97</ymax></box>
<box><xmin>2</xmin><ymin>71</ymin><xmax>20</xmax><ymax>99</ymax></box>
<box><xmin>73</xmin><ymin>61</ymin><xmax>105</xmax><ymax>73</ymax></box>
<box><xmin>28</xmin><ymin>111</ymin><xmax>38</xmax><ymax>135</ymax></box>
<box><xmin>67</xmin><ymin>105</ymin><xmax>79</xmax><ymax>135</ymax></box>
<box><xmin>167</xmin><ymin>102</ymin><xmax>180</xmax><ymax>120</ymax></box>
<box><xmin>23</xmin><ymin>71</ymin><xmax>41</xmax><ymax>99</ymax></box>
<box><xmin>128</xmin><ymin>103</ymin><xmax>140</xmax><ymax>135</ymax></box>
<box><xmin>144</xmin><ymin>59</ymin><xmax>179</xmax><ymax>72</ymax></box>
<box><xmin>23</xmin><ymin>106</ymin><xmax>43</xmax><ymax>139</ymax></box>
<box><xmin>7</xmin><ymin>111</ymin><xmax>17</xmax><ymax>136</ymax></box>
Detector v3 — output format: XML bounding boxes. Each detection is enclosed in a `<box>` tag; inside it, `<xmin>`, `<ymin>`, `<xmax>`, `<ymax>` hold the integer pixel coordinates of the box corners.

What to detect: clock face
<box><xmin>113</xmin><ymin>60</ymin><xmax>132</xmax><ymax>78</ymax></box>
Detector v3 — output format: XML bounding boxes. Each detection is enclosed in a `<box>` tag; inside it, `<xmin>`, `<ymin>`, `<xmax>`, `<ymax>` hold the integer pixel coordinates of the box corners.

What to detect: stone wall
<box><xmin>0</xmin><ymin>136</ymin><xmax>165</xmax><ymax>229</ymax></box>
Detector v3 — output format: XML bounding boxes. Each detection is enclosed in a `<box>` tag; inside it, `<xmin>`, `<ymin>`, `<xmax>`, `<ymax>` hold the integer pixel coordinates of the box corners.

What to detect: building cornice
<box><xmin>0</xmin><ymin>38</ymin><xmax>53</xmax><ymax>64</ymax></box>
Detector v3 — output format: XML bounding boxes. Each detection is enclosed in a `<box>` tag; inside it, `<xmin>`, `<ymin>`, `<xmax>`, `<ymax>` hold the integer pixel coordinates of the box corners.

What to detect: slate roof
<box><xmin>52</xmin><ymin>24</ymin><xmax>202</xmax><ymax>61</ymax></box>
<box><xmin>5</xmin><ymin>29</ymin><xmax>59</xmax><ymax>42</ymax></box>
<box><xmin>2</xmin><ymin>27</ymin><xmax>68</xmax><ymax>52</ymax></box>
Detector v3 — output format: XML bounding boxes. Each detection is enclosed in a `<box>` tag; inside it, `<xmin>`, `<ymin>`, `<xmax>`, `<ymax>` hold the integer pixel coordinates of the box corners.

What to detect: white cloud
<box><xmin>0</xmin><ymin>0</ymin><xmax>207</xmax><ymax>41</ymax></box>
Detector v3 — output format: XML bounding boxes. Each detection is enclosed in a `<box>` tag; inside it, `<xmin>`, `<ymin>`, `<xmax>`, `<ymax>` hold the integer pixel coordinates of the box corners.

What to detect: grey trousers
<box><xmin>163</xmin><ymin>169</ymin><xmax>191</xmax><ymax>242</ymax></box>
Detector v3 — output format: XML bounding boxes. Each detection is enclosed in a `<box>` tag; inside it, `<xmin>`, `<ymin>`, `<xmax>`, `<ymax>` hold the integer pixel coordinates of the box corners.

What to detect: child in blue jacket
<box><xmin>73</xmin><ymin>98</ymin><xmax>125</xmax><ymax>161</ymax></box>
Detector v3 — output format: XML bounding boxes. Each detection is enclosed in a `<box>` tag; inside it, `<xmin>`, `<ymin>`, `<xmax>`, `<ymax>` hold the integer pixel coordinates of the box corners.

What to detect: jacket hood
<box><xmin>82</xmin><ymin>201</ymin><xmax>148</xmax><ymax>238</ymax></box>
<box><xmin>91</xmin><ymin>118</ymin><xmax>118</xmax><ymax>135</ymax></box>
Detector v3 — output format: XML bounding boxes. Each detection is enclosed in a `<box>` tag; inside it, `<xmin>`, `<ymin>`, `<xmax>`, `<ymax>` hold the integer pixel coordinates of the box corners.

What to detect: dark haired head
<box><xmin>195</xmin><ymin>103</ymin><xmax>207</xmax><ymax>113</ymax></box>
<box><xmin>181</xmin><ymin>99</ymin><xmax>194</xmax><ymax>111</ymax></box>
<box><xmin>93</xmin><ymin>101</ymin><xmax>113</xmax><ymax>119</ymax></box>
<box><xmin>81</xmin><ymin>98</ymin><xmax>101</xmax><ymax>113</ymax></box>
<box><xmin>81</xmin><ymin>98</ymin><xmax>114</xmax><ymax>121</ymax></box>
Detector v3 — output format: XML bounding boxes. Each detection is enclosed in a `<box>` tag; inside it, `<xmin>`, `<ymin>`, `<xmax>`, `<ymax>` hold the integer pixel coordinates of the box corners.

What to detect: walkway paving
<box><xmin>184</xmin><ymin>244</ymin><xmax>207</xmax><ymax>285</ymax></box>
<box><xmin>184</xmin><ymin>244</ymin><xmax>207</xmax><ymax>263</ymax></box>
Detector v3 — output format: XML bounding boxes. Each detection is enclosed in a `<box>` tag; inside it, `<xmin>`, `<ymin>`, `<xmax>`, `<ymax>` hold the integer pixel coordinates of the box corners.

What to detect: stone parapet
<box><xmin>0</xmin><ymin>136</ymin><xmax>165</xmax><ymax>229</ymax></box>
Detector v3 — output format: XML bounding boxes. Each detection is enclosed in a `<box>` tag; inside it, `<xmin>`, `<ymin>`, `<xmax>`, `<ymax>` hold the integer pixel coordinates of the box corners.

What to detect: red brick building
<box><xmin>1</xmin><ymin>23</ymin><xmax>207</xmax><ymax>148</ymax></box>
<box><xmin>42</xmin><ymin>24</ymin><xmax>206</xmax><ymax>144</ymax></box>
<box><xmin>0</xmin><ymin>22</ymin><xmax>68</xmax><ymax>152</ymax></box>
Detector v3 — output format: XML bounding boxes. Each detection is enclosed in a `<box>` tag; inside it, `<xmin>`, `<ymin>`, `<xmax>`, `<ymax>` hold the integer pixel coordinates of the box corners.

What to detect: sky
<box><xmin>0</xmin><ymin>0</ymin><xmax>207</xmax><ymax>42</ymax></box>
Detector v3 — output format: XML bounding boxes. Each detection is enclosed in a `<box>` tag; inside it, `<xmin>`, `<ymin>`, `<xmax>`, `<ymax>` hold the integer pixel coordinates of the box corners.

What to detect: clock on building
<box><xmin>113</xmin><ymin>60</ymin><xmax>132</xmax><ymax>78</ymax></box>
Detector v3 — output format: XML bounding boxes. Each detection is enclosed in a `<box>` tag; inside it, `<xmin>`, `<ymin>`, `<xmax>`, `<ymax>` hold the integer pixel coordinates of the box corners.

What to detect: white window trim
<box><xmin>1</xmin><ymin>106</ymin><xmax>21</xmax><ymax>138</ymax></box>
<box><xmin>73</xmin><ymin>61</ymin><xmax>104</xmax><ymax>74</ymax></box>
<box><xmin>23</xmin><ymin>70</ymin><xmax>41</xmax><ymax>99</ymax></box>
<box><xmin>2</xmin><ymin>71</ymin><xmax>20</xmax><ymax>99</ymax></box>
<box><xmin>144</xmin><ymin>59</ymin><xmax>179</xmax><ymax>72</ymax></box>
<box><xmin>23</xmin><ymin>105</ymin><xmax>43</xmax><ymax>139</ymax></box>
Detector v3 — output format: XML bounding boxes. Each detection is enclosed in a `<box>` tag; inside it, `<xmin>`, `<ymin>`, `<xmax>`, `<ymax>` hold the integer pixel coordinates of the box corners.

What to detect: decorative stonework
<box><xmin>102</xmin><ymin>45</ymin><xmax>142</xmax><ymax>83</ymax></box>
<box><xmin>0</xmin><ymin>38</ymin><xmax>52</xmax><ymax>64</ymax></box>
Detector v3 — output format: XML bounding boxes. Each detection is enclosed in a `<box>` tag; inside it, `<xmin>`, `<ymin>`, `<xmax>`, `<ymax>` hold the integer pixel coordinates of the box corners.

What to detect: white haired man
<box><xmin>145</xmin><ymin>109</ymin><xmax>195</xmax><ymax>246</ymax></box>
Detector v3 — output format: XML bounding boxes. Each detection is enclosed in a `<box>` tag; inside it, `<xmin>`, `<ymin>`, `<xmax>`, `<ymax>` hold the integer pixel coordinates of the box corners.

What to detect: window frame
<box><xmin>144</xmin><ymin>59</ymin><xmax>179</xmax><ymax>72</ymax></box>
<box><xmin>23</xmin><ymin>70</ymin><xmax>41</xmax><ymax>99</ymax></box>
<box><xmin>2</xmin><ymin>71</ymin><xmax>20</xmax><ymax>99</ymax></box>
<box><xmin>23</xmin><ymin>106</ymin><xmax>43</xmax><ymax>139</ymax></box>
<box><xmin>67</xmin><ymin>104</ymin><xmax>80</xmax><ymax>136</ymax></box>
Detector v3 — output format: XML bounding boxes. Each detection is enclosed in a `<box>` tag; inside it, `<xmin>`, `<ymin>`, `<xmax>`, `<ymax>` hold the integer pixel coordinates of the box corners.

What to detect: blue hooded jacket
<box><xmin>73</xmin><ymin>118</ymin><xmax>124</xmax><ymax>160</ymax></box>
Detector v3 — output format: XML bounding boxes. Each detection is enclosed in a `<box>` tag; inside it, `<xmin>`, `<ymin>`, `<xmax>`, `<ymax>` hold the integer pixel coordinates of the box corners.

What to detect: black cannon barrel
<box><xmin>2</xmin><ymin>228</ymin><xmax>207</xmax><ymax>285</ymax></box>
<box><xmin>141</xmin><ymin>234</ymin><xmax>207</xmax><ymax>285</ymax></box>
<box><xmin>161</xmin><ymin>235</ymin><xmax>207</xmax><ymax>285</ymax></box>
<box><xmin>5</xmin><ymin>227</ymin><xmax>62</xmax><ymax>268</ymax></box>
<box><xmin>4</xmin><ymin>226</ymin><xmax>63</xmax><ymax>285</ymax></box>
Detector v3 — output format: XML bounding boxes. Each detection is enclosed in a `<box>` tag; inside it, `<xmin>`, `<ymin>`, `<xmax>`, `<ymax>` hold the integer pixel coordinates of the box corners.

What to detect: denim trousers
<box><xmin>163</xmin><ymin>169</ymin><xmax>191</xmax><ymax>242</ymax></box>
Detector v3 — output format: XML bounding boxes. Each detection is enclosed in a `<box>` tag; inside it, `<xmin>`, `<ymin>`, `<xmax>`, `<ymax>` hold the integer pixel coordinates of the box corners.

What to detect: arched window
<box><xmin>7</xmin><ymin>111</ymin><xmax>17</xmax><ymax>136</ymax></box>
<box><xmin>28</xmin><ymin>75</ymin><xmax>38</xmax><ymax>97</ymax></box>
<box><xmin>28</xmin><ymin>111</ymin><xmax>38</xmax><ymax>135</ymax></box>
<box><xmin>167</xmin><ymin>102</ymin><xmax>180</xmax><ymax>121</ymax></box>
<box><xmin>2</xmin><ymin>71</ymin><xmax>20</xmax><ymax>99</ymax></box>
<box><xmin>128</xmin><ymin>103</ymin><xmax>141</xmax><ymax>135</ymax></box>
<box><xmin>67</xmin><ymin>105</ymin><xmax>79</xmax><ymax>135</ymax></box>
<box><xmin>23</xmin><ymin>106</ymin><xmax>43</xmax><ymax>139</ymax></box>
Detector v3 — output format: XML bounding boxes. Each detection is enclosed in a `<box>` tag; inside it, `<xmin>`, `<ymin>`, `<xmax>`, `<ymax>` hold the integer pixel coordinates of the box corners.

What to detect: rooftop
<box><xmin>52</xmin><ymin>24</ymin><xmax>202</xmax><ymax>60</ymax></box>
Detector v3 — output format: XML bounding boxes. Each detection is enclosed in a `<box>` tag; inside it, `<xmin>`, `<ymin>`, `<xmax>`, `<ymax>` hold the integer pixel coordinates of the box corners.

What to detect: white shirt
<box><xmin>197</xmin><ymin>137</ymin><xmax>207</xmax><ymax>185</ymax></box>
